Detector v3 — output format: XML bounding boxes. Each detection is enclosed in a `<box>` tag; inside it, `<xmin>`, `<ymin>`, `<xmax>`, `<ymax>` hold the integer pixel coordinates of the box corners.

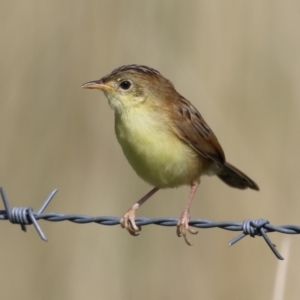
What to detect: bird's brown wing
<box><xmin>169</xmin><ymin>96</ymin><xmax>225</xmax><ymax>166</ymax></box>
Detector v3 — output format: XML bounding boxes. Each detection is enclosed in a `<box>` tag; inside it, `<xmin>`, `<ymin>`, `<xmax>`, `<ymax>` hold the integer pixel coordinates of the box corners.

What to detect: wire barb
<box><xmin>0</xmin><ymin>187</ymin><xmax>299</xmax><ymax>260</ymax></box>
<box><xmin>228</xmin><ymin>219</ymin><xmax>284</xmax><ymax>260</ymax></box>
<box><xmin>0</xmin><ymin>187</ymin><xmax>58</xmax><ymax>241</ymax></box>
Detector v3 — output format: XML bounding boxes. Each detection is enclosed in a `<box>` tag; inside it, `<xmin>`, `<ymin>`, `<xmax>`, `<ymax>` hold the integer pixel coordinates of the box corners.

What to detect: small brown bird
<box><xmin>82</xmin><ymin>65</ymin><xmax>259</xmax><ymax>245</ymax></box>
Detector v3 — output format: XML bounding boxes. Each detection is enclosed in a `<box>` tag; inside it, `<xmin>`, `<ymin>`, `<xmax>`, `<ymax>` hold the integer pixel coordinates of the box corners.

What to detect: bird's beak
<box><xmin>81</xmin><ymin>80</ymin><xmax>113</xmax><ymax>91</ymax></box>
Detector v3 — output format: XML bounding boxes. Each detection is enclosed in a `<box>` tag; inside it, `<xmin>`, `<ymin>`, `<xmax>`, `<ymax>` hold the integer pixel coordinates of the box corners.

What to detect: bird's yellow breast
<box><xmin>114</xmin><ymin>107</ymin><xmax>201</xmax><ymax>188</ymax></box>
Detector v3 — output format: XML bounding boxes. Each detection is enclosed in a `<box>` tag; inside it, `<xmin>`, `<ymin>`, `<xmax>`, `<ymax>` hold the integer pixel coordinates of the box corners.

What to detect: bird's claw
<box><xmin>177</xmin><ymin>211</ymin><xmax>198</xmax><ymax>246</ymax></box>
<box><xmin>120</xmin><ymin>209</ymin><xmax>141</xmax><ymax>236</ymax></box>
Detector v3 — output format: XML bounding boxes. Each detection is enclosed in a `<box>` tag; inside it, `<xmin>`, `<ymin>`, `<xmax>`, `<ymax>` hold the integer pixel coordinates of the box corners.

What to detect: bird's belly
<box><xmin>115</xmin><ymin>114</ymin><xmax>201</xmax><ymax>188</ymax></box>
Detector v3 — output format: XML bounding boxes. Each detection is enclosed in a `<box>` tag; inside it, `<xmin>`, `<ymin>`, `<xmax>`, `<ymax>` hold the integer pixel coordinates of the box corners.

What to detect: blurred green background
<box><xmin>1</xmin><ymin>1</ymin><xmax>300</xmax><ymax>299</ymax></box>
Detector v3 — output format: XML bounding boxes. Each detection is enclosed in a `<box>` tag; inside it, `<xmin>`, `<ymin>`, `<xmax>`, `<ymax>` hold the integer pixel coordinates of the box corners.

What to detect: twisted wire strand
<box><xmin>1</xmin><ymin>187</ymin><xmax>299</xmax><ymax>260</ymax></box>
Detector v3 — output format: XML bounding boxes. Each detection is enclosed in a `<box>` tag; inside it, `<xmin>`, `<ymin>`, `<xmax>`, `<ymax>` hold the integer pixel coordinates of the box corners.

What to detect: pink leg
<box><xmin>177</xmin><ymin>181</ymin><xmax>199</xmax><ymax>245</ymax></box>
<box><xmin>120</xmin><ymin>187</ymin><xmax>159</xmax><ymax>236</ymax></box>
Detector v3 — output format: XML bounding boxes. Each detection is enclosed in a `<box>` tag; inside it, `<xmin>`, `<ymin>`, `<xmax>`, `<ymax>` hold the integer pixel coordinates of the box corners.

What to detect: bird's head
<box><xmin>82</xmin><ymin>64</ymin><xmax>175</xmax><ymax>113</ymax></box>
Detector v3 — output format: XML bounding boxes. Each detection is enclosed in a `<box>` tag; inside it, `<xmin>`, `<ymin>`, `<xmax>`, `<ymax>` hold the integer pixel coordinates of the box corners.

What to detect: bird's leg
<box><xmin>177</xmin><ymin>181</ymin><xmax>199</xmax><ymax>245</ymax></box>
<box><xmin>120</xmin><ymin>187</ymin><xmax>159</xmax><ymax>236</ymax></box>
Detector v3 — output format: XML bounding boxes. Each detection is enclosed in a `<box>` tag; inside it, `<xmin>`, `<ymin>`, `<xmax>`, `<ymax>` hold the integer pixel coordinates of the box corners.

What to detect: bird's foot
<box><xmin>176</xmin><ymin>210</ymin><xmax>198</xmax><ymax>245</ymax></box>
<box><xmin>120</xmin><ymin>207</ymin><xmax>141</xmax><ymax>236</ymax></box>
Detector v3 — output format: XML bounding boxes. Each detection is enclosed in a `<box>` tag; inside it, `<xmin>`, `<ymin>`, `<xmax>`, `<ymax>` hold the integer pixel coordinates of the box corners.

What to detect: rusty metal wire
<box><xmin>1</xmin><ymin>187</ymin><xmax>299</xmax><ymax>260</ymax></box>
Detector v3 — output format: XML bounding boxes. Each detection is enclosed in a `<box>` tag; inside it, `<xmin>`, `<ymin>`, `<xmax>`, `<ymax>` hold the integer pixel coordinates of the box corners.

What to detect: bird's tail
<box><xmin>217</xmin><ymin>162</ymin><xmax>259</xmax><ymax>191</ymax></box>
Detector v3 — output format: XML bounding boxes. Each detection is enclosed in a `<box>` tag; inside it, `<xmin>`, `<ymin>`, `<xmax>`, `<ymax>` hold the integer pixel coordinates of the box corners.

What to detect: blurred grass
<box><xmin>0</xmin><ymin>1</ymin><xmax>300</xmax><ymax>299</ymax></box>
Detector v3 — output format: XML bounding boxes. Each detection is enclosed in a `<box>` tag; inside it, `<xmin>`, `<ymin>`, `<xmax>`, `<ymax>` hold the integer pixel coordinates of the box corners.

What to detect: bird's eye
<box><xmin>119</xmin><ymin>81</ymin><xmax>131</xmax><ymax>90</ymax></box>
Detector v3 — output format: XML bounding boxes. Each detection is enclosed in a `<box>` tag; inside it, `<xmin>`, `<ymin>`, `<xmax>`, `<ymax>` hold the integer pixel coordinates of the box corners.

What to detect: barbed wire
<box><xmin>0</xmin><ymin>187</ymin><xmax>299</xmax><ymax>260</ymax></box>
